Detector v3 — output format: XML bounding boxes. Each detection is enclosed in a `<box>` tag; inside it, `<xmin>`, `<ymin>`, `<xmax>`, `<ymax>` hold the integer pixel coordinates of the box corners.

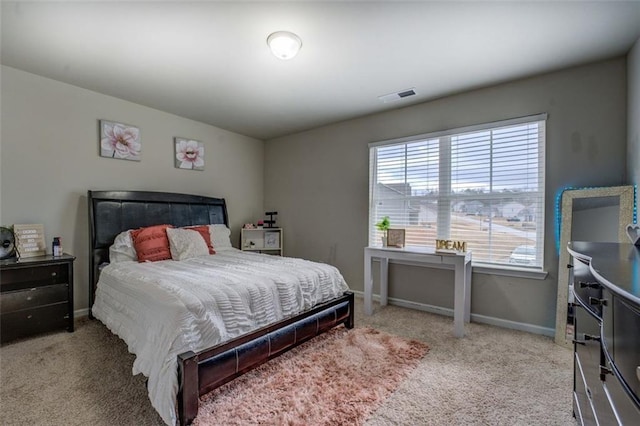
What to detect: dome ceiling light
<box><xmin>267</xmin><ymin>31</ymin><xmax>302</xmax><ymax>60</ymax></box>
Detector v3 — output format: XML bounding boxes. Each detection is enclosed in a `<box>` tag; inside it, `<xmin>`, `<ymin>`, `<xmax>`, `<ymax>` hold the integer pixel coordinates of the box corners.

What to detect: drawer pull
<box><xmin>589</xmin><ymin>297</ymin><xmax>607</xmax><ymax>307</ymax></box>
<box><xmin>51</xmin><ymin>272</ymin><xmax>57</xmax><ymax>277</ymax></box>
<box><xmin>567</xmin><ymin>264</ymin><xmax>574</xmax><ymax>269</ymax></box>
<box><xmin>26</xmin><ymin>314</ymin><xmax>32</xmax><ymax>319</ymax></box>
<box><xmin>579</xmin><ymin>281</ymin><xmax>600</xmax><ymax>289</ymax></box>
<box><xmin>26</xmin><ymin>296</ymin><xmax>32</xmax><ymax>301</ymax></box>
<box><xmin>573</xmin><ymin>335</ymin><xmax>601</xmax><ymax>345</ymax></box>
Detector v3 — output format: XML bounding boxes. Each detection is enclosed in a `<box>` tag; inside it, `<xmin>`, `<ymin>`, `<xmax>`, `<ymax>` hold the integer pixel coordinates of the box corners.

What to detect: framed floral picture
<box><xmin>174</xmin><ymin>137</ymin><xmax>204</xmax><ymax>171</ymax></box>
<box><xmin>99</xmin><ymin>120</ymin><xmax>141</xmax><ymax>161</ymax></box>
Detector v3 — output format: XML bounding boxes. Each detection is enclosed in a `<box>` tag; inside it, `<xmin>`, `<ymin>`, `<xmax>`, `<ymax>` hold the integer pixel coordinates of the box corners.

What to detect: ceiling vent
<box><xmin>378</xmin><ymin>88</ymin><xmax>417</xmax><ymax>103</ymax></box>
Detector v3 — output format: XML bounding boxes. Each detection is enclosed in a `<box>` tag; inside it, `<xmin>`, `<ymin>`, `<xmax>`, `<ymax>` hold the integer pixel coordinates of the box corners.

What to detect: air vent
<box><xmin>378</xmin><ymin>88</ymin><xmax>417</xmax><ymax>103</ymax></box>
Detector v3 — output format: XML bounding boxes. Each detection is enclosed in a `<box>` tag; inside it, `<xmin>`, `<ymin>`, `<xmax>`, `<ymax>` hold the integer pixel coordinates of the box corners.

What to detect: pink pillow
<box><xmin>130</xmin><ymin>224</ymin><xmax>173</xmax><ymax>262</ymax></box>
<box><xmin>185</xmin><ymin>225</ymin><xmax>216</xmax><ymax>254</ymax></box>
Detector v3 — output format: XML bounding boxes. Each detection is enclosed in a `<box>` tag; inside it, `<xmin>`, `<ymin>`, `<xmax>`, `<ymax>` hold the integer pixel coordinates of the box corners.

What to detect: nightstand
<box><xmin>0</xmin><ymin>253</ymin><xmax>75</xmax><ymax>343</ymax></box>
<box><xmin>240</xmin><ymin>228</ymin><xmax>283</xmax><ymax>256</ymax></box>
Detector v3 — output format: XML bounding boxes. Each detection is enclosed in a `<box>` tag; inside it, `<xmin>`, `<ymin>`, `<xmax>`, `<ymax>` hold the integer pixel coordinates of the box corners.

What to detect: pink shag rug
<box><xmin>193</xmin><ymin>326</ymin><xmax>429</xmax><ymax>426</ymax></box>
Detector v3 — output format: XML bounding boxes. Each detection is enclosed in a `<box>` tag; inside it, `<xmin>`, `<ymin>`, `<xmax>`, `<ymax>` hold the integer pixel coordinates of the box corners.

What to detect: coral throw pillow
<box><xmin>185</xmin><ymin>225</ymin><xmax>216</xmax><ymax>254</ymax></box>
<box><xmin>130</xmin><ymin>224</ymin><xmax>173</xmax><ymax>262</ymax></box>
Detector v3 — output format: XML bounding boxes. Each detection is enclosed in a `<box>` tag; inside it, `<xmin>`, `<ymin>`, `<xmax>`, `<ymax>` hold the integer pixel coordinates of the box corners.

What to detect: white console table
<box><xmin>364</xmin><ymin>246</ymin><xmax>472</xmax><ymax>337</ymax></box>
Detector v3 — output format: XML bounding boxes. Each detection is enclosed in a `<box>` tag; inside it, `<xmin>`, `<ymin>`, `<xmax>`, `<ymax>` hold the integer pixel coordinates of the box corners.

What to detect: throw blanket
<box><xmin>92</xmin><ymin>248</ymin><xmax>349</xmax><ymax>425</ymax></box>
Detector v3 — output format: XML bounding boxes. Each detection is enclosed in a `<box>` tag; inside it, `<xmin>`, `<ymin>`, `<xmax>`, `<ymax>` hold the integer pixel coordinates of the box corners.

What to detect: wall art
<box><xmin>174</xmin><ymin>137</ymin><xmax>204</xmax><ymax>171</ymax></box>
<box><xmin>99</xmin><ymin>120</ymin><xmax>141</xmax><ymax>161</ymax></box>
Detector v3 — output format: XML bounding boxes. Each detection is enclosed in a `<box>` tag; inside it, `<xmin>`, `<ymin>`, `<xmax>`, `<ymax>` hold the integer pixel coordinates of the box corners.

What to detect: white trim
<box><xmin>472</xmin><ymin>264</ymin><xmax>548</xmax><ymax>280</ymax></box>
<box><xmin>75</xmin><ymin>308</ymin><xmax>90</xmax><ymax>318</ymax></box>
<box><xmin>369</xmin><ymin>113</ymin><xmax>548</xmax><ymax>148</ymax></box>
<box><xmin>470</xmin><ymin>312</ymin><xmax>554</xmax><ymax>337</ymax></box>
<box><xmin>352</xmin><ymin>291</ymin><xmax>554</xmax><ymax>337</ymax></box>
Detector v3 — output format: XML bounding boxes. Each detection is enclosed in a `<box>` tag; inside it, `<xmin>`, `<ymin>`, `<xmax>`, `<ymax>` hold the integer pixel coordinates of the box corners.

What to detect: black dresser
<box><xmin>0</xmin><ymin>253</ymin><xmax>75</xmax><ymax>343</ymax></box>
<box><xmin>568</xmin><ymin>242</ymin><xmax>640</xmax><ymax>425</ymax></box>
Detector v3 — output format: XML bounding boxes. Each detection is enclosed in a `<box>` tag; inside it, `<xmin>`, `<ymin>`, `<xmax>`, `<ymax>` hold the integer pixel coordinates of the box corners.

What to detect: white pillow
<box><xmin>166</xmin><ymin>227</ymin><xmax>209</xmax><ymax>260</ymax></box>
<box><xmin>209</xmin><ymin>224</ymin><xmax>232</xmax><ymax>248</ymax></box>
<box><xmin>109</xmin><ymin>230</ymin><xmax>137</xmax><ymax>263</ymax></box>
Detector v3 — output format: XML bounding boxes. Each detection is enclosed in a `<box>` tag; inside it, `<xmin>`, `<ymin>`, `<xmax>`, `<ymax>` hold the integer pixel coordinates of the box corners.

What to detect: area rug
<box><xmin>193</xmin><ymin>326</ymin><xmax>429</xmax><ymax>426</ymax></box>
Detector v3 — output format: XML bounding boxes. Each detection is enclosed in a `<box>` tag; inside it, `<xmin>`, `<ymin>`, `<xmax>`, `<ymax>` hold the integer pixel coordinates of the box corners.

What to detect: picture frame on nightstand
<box><xmin>264</xmin><ymin>231</ymin><xmax>280</xmax><ymax>249</ymax></box>
<box><xmin>13</xmin><ymin>224</ymin><xmax>46</xmax><ymax>258</ymax></box>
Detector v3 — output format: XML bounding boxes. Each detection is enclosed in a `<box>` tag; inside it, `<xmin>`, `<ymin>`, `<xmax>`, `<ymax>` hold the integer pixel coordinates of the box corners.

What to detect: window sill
<box><xmin>472</xmin><ymin>263</ymin><xmax>548</xmax><ymax>280</ymax></box>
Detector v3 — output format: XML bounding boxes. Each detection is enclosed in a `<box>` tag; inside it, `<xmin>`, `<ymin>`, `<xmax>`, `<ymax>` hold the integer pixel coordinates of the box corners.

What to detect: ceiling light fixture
<box><xmin>267</xmin><ymin>31</ymin><xmax>302</xmax><ymax>60</ymax></box>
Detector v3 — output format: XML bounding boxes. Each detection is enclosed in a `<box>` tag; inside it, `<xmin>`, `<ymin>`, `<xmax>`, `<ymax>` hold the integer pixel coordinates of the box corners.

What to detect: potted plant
<box><xmin>375</xmin><ymin>216</ymin><xmax>391</xmax><ymax>246</ymax></box>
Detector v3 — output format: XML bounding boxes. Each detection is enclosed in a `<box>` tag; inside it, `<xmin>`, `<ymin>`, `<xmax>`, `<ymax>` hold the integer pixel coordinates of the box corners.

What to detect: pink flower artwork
<box><xmin>100</xmin><ymin>120</ymin><xmax>141</xmax><ymax>161</ymax></box>
<box><xmin>175</xmin><ymin>138</ymin><xmax>205</xmax><ymax>171</ymax></box>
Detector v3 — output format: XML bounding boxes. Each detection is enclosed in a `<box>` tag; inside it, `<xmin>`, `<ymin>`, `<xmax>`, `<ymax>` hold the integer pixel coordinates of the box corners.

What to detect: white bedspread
<box><xmin>92</xmin><ymin>248</ymin><xmax>349</xmax><ymax>425</ymax></box>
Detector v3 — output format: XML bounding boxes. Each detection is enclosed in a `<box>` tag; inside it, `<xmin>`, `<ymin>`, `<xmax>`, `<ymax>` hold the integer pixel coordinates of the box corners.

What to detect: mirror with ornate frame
<box><xmin>554</xmin><ymin>185</ymin><xmax>635</xmax><ymax>346</ymax></box>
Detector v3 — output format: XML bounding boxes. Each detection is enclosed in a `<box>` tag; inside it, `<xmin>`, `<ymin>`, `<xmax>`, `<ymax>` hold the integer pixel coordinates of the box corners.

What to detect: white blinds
<box><xmin>369</xmin><ymin>114</ymin><xmax>546</xmax><ymax>269</ymax></box>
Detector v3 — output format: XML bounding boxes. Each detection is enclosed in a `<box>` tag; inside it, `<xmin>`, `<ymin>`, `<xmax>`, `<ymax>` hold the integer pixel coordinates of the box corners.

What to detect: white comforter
<box><xmin>92</xmin><ymin>248</ymin><xmax>349</xmax><ymax>425</ymax></box>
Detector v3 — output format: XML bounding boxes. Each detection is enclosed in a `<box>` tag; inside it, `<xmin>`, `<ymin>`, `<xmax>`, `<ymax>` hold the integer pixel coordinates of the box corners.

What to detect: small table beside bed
<box><xmin>88</xmin><ymin>190</ymin><xmax>354</xmax><ymax>425</ymax></box>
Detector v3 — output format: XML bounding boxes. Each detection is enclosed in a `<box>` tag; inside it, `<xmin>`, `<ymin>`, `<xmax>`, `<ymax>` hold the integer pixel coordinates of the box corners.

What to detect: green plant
<box><xmin>375</xmin><ymin>216</ymin><xmax>391</xmax><ymax>234</ymax></box>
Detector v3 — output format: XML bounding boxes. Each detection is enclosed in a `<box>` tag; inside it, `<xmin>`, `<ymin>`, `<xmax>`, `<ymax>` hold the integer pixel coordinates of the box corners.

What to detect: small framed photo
<box><xmin>264</xmin><ymin>231</ymin><xmax>280</xmax><ymax>249</ymax></box>
<box><xmin>13</xmin><ymin>224</ymin><xmax>46</xmax><ymax>258</ymax></box>
<box><xmin>100</xmin><ymin>120</ymin><xmax>141</xmax><ymax>161</ymax></box>
<box><xmin>387</xmin><ymin>229</ymin><xmax>405</xmax><ymax>248</ymax></box>
<box><xmin>175</xmin><ymin>137</ymin><xmax>204</xmax><ymax>171</ymax></box>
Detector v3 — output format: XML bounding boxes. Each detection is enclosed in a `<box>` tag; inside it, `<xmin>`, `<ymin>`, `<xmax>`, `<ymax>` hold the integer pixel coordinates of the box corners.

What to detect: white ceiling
<box><xmin>2</xmin><ymin>1</ymin><xmax>640</xmax><ymax>140</ymax></box>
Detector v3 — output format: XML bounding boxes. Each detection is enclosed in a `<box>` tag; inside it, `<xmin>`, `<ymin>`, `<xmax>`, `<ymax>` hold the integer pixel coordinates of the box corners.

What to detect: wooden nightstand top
<box><xmin>0</xmin><ymin>253</ymin><xmax>75</xmax><ymax>268</ymax></box>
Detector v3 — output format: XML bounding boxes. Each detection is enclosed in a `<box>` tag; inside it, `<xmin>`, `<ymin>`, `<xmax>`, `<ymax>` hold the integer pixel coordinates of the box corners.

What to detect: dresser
<box><xmin>0</xmin><ymin>253</ymin><xmax>75</xmax><ymax>343</ymax></box>
<box><xmin>568</xmin><ymin>242</ymin><xmax>640</xmax><ymax>425</ymax></box>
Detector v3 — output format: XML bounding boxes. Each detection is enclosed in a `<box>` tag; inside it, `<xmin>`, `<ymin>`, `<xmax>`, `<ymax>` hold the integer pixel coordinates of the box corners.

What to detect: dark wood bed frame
<box><xmin>88</xmin><ymin>190</ymin><xmax>354</xmax><ymax>425</ymax></box>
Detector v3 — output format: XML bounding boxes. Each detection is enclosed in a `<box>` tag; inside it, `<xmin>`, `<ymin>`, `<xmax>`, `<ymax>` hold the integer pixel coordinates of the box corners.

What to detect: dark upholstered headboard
<box><xmin>88</xmin><ymin>190</ymin><xmax>228</xmax><ymax>312</ymax></box>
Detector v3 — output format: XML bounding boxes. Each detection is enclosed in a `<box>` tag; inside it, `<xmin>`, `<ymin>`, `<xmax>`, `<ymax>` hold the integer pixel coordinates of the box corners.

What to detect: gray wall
<box><xmin>264</xmin><ymin>58</ymin><xmax>628</xmax><ymax>331</ymax></box>
<box><xmin>629</xmin><ymin>37</ymin><xmax>640</xmax><ymax>185</ymax></box>
<box><xmin>0</xmin><ymin>66</ymin><xmax>265</xmax><ymax>313</ymax></box>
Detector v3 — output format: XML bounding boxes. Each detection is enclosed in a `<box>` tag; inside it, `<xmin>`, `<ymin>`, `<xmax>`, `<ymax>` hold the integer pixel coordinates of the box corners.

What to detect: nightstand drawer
<box><xmin>0</xmin><ymin>264</ymin><xmax>69</xmax><ymax>292</ymax></box>
<box><xmin>0</xmin><ymin>303</ymin><xmax>70</xmax><ymax>343</ymax></box>
<box><xmin>0</xmin><ymin>284</ymin><xmax>69</xmax><ymax>313</ymax></box>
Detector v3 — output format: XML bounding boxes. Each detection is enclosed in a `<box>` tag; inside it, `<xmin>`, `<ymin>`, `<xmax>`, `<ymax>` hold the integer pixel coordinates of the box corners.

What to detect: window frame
<box><xmin>368</xmin><ymin>113</ymin><xmax>547</xmax><ymax>271</ymax></box>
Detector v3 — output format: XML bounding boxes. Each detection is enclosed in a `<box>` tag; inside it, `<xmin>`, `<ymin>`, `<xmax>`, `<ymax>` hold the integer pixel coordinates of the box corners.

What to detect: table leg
<box><xmin>464</xmin><ymin>259</ymin><xmax>472</xmax><ymax>323</ymax></box>
<box><xmin>364</xmin><ymin>251</ymin><xmax>373</xmax><ymax>315</ymax></box>
<box><xmin>453</xmin><ymin>260</ymin><xmax>464</xmax><ymax>337</ymax></box>
<box><xmin>380</xmin><ymin>257</ymin><xmax>389</xmax><ymax>306</ymax></box>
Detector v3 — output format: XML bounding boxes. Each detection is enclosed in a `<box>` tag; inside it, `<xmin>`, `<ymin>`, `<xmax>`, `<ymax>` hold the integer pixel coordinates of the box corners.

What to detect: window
<box><xmin>368</xmin><ymin>114</ymin><xmax>546</xmax><ymax>269</ymax></box>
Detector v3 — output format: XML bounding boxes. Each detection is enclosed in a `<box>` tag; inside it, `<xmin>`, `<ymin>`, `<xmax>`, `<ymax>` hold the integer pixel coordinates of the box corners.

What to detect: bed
<box><xmin>88</xmin><ymin>190</ymin><xmax>354</xmax><ymax>426</ymax></box>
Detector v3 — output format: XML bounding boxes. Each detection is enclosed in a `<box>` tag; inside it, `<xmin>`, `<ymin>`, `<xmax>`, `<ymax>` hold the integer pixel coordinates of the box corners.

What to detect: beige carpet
<box><xmin>0</xmin><ymin>298</ymin><xmax>574</xmax><ymax>425</ymax></box>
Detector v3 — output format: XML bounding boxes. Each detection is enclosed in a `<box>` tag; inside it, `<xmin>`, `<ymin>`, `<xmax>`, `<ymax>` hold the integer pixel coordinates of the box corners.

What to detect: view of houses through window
<box><xmin>369</xmin><ymin>115</ymin><xmax>546</xmax><ymax>269</ymax></box>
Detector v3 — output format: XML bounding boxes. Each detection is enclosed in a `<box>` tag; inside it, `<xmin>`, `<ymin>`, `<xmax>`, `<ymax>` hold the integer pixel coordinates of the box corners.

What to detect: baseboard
<box><xmin>351</xmin><ymin>290</ymin><xmax>555</xmax><ymax>337</ymax></box>
<box><xmin>74</xmin><ymin>308</ymin><xmax>90</xmax><ymax>318</ymax></box>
